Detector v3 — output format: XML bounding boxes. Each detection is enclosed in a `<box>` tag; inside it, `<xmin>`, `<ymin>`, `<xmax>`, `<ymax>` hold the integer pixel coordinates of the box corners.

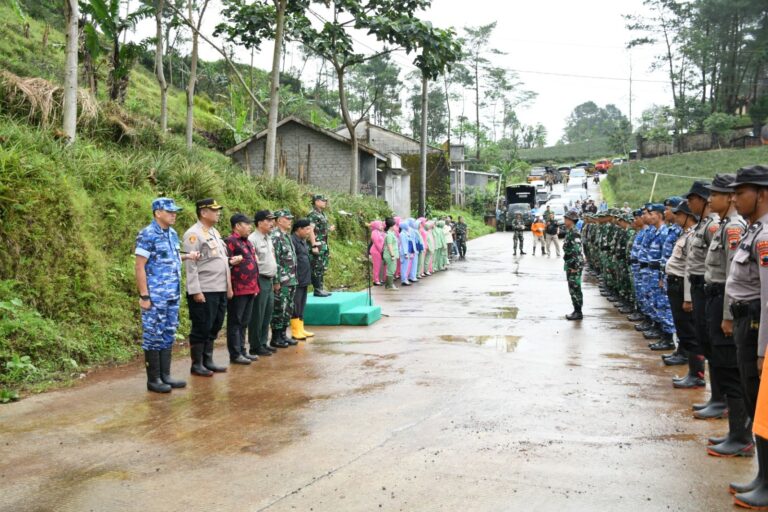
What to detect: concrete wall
<box><xmin>637</xmin><ymin>127</ymin><xmax>755</xmax><ymax>159</ymax></box>
<box><xmin>338</xmin><ymin>122</ymin><xmax>439</xmax><ymax>156</ymax></box>
<box><xmin>231</xmin><ymin>122</ymin><xmax>358</xmax><ymax>192</ymax></box>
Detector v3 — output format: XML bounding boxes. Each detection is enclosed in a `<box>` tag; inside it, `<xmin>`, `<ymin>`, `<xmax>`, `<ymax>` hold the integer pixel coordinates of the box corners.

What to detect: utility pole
<box><xmin>629</xmin><ymin>52</ymin><xmax>633</xmax><ymax>134</ymax></box>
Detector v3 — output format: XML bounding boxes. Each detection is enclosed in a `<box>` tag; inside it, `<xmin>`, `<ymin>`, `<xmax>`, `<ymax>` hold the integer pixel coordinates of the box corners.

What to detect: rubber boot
<box><xmin>145</xmin><ymin>350</ymin><xmax>172</xmax><ymax>393</ymax></box>
<box><xmin>290</xmin><ymin>318</ymin><xmax>306</xmax><ymax>341</ymax></box>
<box><xmin>693</xmin><ymin>370</ymin><xmax>727</xmax><ymax>419</ymax></box>
<box><xmin>282</xmin><ymin>329</ymin><xmax>298</xmax><ymax>346</ymax></box>
<box><xmin>190</xmin><ymin>343</ymin><xmax>213</xmax><ymax>377</ymax></box>
<box><xmin>709</xmin><ymin>434</ymin><xmax>728</xmax><ymax>446</ymax></box>
<box><xmin>627</xmin><ymin>310</ymin><xmax>645</xmax><ymax>322</ymax></box>
<box><xmin>313</xmin><ymin>275</ymin><xmax>332</xmax><ymax>297</ymax></box>
<box><xmin>270</xmin><ymin>328</ymin><xmax>288</xmax><ymax>348</ymax></box>
<box><xmin>708</xmin><ymin>398</ymin><xmax>754</xmax><ymax>457</ymax></box>
<box><xmin>649</xmin><ymin>332</ymin><xmax>675</xmax><ymax>351</ymax></box>
<box><xmin>300</xmin><ymin>320</ymin><xmax>315</xmax><ymax>337</ymax></box>
<box><xmin>732</xmin><ymin>434</ymin><xmax>766</xmax><ymax>495</ymax></box>
<box><xmin>203</xmin><ymin>339</ymin><xmax>227</xmax><ymax>373</ymax></box>
<box><xmin>159</xmin><ymin>348</ymin><xmax>186</xmax><ymax>388</ymax></box>
<box><xmin>673</xmin><ymin>355</ymin><xmax>705</xmax><ymax>389</ymax></box>
<box><xmin>733</xmin><ymin>437</ymin><xmax>768</xmax><ymax>507</ymax></box>
<box><xmin>662</xmin><ymin>349</ymin><xmax>688</xmax><ymax>366</ymax></box>
<box><xmin>643</xmin><ymin>322</ymin><xmax>662</xmax><ymax>339</ymax></box>
<box><xmin>566</xmin><ymin>308</ymin><xmax>583</xmax><ymax>321</ymax></box>
<box><xmin>635</xmin><ymin>316</ymin><xmax>653</xmax><ymax>331</ymax></box>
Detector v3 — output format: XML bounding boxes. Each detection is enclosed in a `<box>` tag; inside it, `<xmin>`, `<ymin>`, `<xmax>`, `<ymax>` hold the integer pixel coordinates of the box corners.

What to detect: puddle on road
<box><xmin>475</xmin><ymin>306</ymin><xmax>519</xmax><ymax>319</ymax></box>
<box><xmin>438</xmin><ymin>335</ymin><xmax>522</xmax><ymax>352</ymax></box>
<box><xmin>487</xmin><ymin>291</ymin><xmax>512</xmax><ymax>297</ymax></box>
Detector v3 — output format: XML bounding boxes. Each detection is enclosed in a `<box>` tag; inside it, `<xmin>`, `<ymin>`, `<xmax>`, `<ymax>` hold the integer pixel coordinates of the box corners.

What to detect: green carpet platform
<box><xmin>304</xmin><ymin>291</ymin><xmax>382</xmax><ymax>326</ymax></box>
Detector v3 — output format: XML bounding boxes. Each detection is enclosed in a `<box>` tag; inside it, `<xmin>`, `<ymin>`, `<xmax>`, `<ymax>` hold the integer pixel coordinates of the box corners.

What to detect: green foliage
<box><xmin>604</xmin><ymin>146</ymin><xmax>768</xmax><ymax>207</ymax></box>
<box><xmin>519</xmin><ymin>137</ymin><xmax>613</xmax><ymax>164</ymax></box>
<box><xmin>749</xmin><ymin>95</ymin><xmax>768</xmax><ymax>130</ymax></box>
<box><xmin>703</xmin><ymin>112</ymin><xmax>738</xmax><ymax>148</ymax></box>
<box><xmin>563</xmin><ymin>101</ymin><xmax>628</xmax><ymax>144</ymax></box>
<box><xmin>431</xmin><ymin>207</ymin><xmax>495</xmax><ymax>239</ymax></box>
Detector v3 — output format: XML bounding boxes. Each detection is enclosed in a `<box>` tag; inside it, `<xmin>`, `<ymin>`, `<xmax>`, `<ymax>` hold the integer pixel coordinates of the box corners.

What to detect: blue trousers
<box><xmin>141</xmin><ymin>299</ymin><xmax>179</xmax><ymax>350</ymax></box>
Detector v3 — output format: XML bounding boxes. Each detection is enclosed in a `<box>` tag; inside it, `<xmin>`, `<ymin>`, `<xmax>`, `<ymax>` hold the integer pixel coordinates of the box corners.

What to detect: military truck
<box><xmin>504</xmin><ymin>184</ymin><xmax>536</xmax><ymax>230</ymax></box>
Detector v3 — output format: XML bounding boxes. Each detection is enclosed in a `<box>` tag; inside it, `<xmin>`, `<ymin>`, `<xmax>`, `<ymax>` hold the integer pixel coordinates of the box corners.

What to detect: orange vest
<box><xmin>531</xmin><ymin>222</ymin><xmax>545</xmax><ymax>237</ymax></box>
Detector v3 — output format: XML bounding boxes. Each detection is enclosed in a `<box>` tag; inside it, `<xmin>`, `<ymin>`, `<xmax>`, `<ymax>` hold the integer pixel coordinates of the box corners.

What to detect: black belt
<box><xmin>629</xmin><ymin>258</ymin><xmax>638</xmax><ymax>264</ymax></box>
<box><xmin>689</xmin><ymin>274</ymin><xmax>705</xmax><ymax>286</ymax></box>
<box><xmin>648</xmin><ymin>261</ymin><xmax>661</xmax><ymax>270</ymax></box>
<box><xmin>731</xmin><ymin>299</ymin><xmax>761</xmax><ymax>319</ymax></box>
<box><xmin>639</xmin><ymin>262</ymin><xmax>648</xmax><ymax>268</ymax></box>
<box><xmin>259</xmin><ymin>274</ymin><xmax>275</xmax><ymax>279</ymax></box>
<box><xmin>667</xmin><ymin>274</ymin><xmax>684</xmax><ymax>283</ymax></box>
<box><xmin>704</xmin><ymin>282</ymin><xmax>725</xmax><ymax>297</ymax></box>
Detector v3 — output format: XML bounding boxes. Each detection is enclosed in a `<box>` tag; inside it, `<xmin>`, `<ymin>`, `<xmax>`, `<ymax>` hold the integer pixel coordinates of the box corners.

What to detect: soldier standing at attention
<box><xmin>183</xmin><ymin>198</ymin><xmax>233</xmax><ymax>377</ymax></box>
<box><xmin>290</xmin><ymin>219</ymin><xmax>315</xmax><ymax>341</ymax></box>
<box><xmin>704</xmin><ymin>174</ymin><xmax>750</xmax><ymax>453</ymax></box>
<box><xmin>725</xmin><ymin>165</ymin><xmax>768</xmax><ymax>508</ymax></box>
<box><xmin>511</xmin><ymin>212</ymin><xmax>526</xmax><ymax>256</ymax></box>
<box><xmin>455</xmin><ymin>216</ymin><xmax>468</xmax><ymax>260</ymax></box>
<box><xmin>563</xmin><ymin>210</ymin><xmax>584</xmax><ymax>320</ymax></box>
<box><xmin>545</xmin><ymin>212</ymin><xmax>561</xmax><ymax>257</ymax></box>
<box><xmin>135</xmin><ymin>198</ymin><xmax>199</xmax><ymax>393</ymax></box>
<box><xmin>308</xmin><ymin>194</ymin><xmax>334</xmax><ymax>297</ymax></box>
<box><xmin>271</xmin><ymin>210</ymin><xmax>299</xmax><ymax>347</ymax></box>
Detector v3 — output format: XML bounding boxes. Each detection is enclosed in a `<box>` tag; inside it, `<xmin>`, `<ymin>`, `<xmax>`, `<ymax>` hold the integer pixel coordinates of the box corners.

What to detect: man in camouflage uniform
<box><xmin>135</xmin><ymin>198</ymin><xmax>198</xmax><ymax>393</ymax></box>
<box><xmin>308</xmin><ymin>194</ymin><xmax>334</xmax><ymax>297</ymax></box>
<box><xmin>627</xmin><ymin>209</ymin><xmax>647</xmax><ymax>322</ymax></box>
<box><xmin>563</xmin><ymin>209</ymin><xmax>584</xmax><ymax>320</ymax></box>
<box><xmin>511</xmin><ymin>213</ymin><xmax>526</xmax><ymax>255</ymax></box>
<box><xmin>270</xmin><ymin>209</ymin><xmax>298</xmax><ymax>348</ymax></box>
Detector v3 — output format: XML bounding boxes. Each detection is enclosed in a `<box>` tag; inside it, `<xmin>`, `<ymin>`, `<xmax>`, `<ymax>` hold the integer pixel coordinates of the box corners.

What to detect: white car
<box><xmin>530</xmin><ymin>179</ymin><xmax>546</xmax><ymax>190</ymax></box>
<box><xmin>612</xmin><ymin>158</ymin><xmax>624</xmax><ymax>166</ymax></box>
<box><xmin>568</xmin><ymin>168</ymin><xmax>587</xmax><ymax>188</ymax></box>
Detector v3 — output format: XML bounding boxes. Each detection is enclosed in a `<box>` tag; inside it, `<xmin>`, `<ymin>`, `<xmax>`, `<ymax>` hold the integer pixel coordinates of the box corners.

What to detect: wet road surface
<box><xmin>0</xmin><ymin>230</ymin><xmax>755</xmax><ymax>511</ymax></box>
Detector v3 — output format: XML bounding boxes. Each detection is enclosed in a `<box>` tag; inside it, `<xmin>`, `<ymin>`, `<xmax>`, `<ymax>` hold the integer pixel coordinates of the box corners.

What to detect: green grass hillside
<box><xmin>519</xmin><ymin>137</ymin><xmax>613</xmax><ymax>164</ymax></box>
<box><xmin>602</xmin><ymin>146</ymin><xmax>768</xmax><ymax>206</ymax></box>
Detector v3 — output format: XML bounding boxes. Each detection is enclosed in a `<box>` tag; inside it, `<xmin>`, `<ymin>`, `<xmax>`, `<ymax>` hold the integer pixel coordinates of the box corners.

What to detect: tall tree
<box><xmin>184</xmin><ymin>0</ymin><xmax>208</xmax><ymax>149</ymax></box>
<box><xmin>150</xmin><ymin>0</ymin><xmax>169</xmax><ymax>131</ymax></box>
<box><xmin>348</xmin><ymin>54</ymin><xmax>403</xmax><ymax>125</ymax></box>
<box><xmin>63</xmin><ymin>0</ymin><xmax>79</xmax><ymax>144</ymax></box>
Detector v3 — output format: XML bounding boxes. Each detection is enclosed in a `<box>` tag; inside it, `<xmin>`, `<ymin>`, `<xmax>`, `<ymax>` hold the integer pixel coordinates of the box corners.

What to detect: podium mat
<box><xmin>304</xmin><ymin>291</ymin><xmax>381</xmax><ymax>326</ymax></box>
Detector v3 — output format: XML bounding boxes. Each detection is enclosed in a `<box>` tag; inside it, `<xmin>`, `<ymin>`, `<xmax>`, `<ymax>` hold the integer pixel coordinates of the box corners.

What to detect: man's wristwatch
<box><xmin>139</xmin><ymin>295</ymin><xmax>150</xmax><ymax>300</ymax></box>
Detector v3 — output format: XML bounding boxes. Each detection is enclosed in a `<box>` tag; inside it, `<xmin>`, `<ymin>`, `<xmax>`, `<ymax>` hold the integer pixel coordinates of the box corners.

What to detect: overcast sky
<box><xmin>131</xmin><ymin>0</ymin><xmax>672</xmax><ymax>146</ymax></box>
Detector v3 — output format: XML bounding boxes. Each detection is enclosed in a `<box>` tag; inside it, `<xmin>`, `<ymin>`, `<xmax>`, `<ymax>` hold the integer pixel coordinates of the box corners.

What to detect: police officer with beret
<box><xmin>134</xmin><ymin>198</ymin><xmax>199</xmax><ymax>393</ymax></box>
<box><xmin>183</xmin><ymin>198</ymin><xmax>237</xmax><ymax>376</ymax></box>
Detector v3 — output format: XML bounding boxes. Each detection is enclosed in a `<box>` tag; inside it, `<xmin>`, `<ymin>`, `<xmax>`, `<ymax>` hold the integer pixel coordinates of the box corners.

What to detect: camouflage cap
<box><xmin>273</xmin><ymin>209</ymin><xmax>294</xmax><ymax>219</ymax></box>
<box><xmin>564</xmin><ymin>209</ymin><xmax>580</xmax><ymax>221</ymax></box>
<box><xmin>311</xmin><ymin>194</ymin><xmax>328</xmax><ymax>203</ymax></box>
<box><xmin>152</xmin><ymin>197</ymin><xmax>183</xmax><ymax>212</ymax></box>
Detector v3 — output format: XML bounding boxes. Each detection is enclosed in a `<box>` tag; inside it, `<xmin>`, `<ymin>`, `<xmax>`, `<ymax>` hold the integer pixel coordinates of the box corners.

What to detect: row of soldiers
<box><xmin>582</xmin><ymin>165</ymin><xmax>768</xmax><ymax>509</ymax></box>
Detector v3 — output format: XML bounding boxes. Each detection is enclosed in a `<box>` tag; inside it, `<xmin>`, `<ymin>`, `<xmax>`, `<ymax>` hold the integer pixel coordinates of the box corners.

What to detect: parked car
<box><xmin>527</xmin><ymin>167</ymin><xmax>547</xmax><ymax>183</ymax></box>
<box><xmin>595</xmin><ymin>159</ymin><xmax>613</xmax><ymax>173</ymax></box>
<box><xmin>530</xmin><ymin>179</ymin><xmax>546</xmax><ymax>190</ymax></box>
<box><xmin>536</xmin><ymin>189</ymin><xmax>550</xmax><ymax>206</ymax></box>
<box><xmin>568</xmin><ymin>168</ymin><xmax>587</xmax><ymax>188</ymax></box>
<box><xmin>612</xmin><ymin>158</ymin><xmax>624</xmax><ymax>166</ymax></box>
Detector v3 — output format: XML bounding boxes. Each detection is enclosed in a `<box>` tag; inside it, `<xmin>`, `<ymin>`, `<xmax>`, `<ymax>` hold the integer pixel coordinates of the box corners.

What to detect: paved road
<box><xmin>0</xmin><ymin>226</ymin><xmax>755</xmax><ymax>511</ymax></box>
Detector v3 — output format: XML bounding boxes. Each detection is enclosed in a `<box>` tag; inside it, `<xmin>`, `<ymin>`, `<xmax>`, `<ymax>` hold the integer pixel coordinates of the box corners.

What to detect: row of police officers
<box><xmin>582</xmin><ymin>165</ymin><xmax>768</xmax><ymax>509</ymax></box>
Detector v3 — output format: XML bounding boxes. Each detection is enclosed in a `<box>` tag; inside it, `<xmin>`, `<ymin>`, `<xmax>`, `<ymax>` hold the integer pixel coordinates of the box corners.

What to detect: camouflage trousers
<box><xmin>567</xmin><ymin>269</ymin><xmax>583</xmax><ymax>310</ymax></box>
<box><xmin>513</xmin><ymin>232</ymin><xmax>524</xmax><ymax>252</ymax></box>
<box><xmin>271</xmin><ymin>284</ymin><xmax>296</xmax><ymax>330</ymax></box>
<box><xmin>310</xmin><ymin>251</ymin><xmax>329</xmax><ymax>290</ymax></box>
<box><xmin>141</xmin><ymin>299</ymin><xmax>179</xmax><ymax>351</ymax></box>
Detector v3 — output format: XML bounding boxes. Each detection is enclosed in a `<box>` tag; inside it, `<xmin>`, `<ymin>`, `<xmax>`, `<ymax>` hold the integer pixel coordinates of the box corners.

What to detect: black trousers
<box><xmin>456</xmin><ymin>237</ymin><xmax>467</xmax><ymax>257</ymax></box>
<box><xmin>733</xmin><ymin>300</ymin><xmax>762</xmax><ymax>420</ymax></box>
<box><xmin>667</xmin><ymin>275</ymin><xmax>699</xmax><ymax>354</ymax></box>
<box><xmin>705</xmin><ymin>287</ymin><xmax>742</xmax><ymax>399</ymax></box>
<box><xmin>292</xmin><ymin>286</ymin><xmax>308</xmax><ymax>320</ymax></box>
<box><xmin>690</xmin><ymin>276</ymin><xmax>711</xmax><ymax>358</ymax></box>
<box><xmin>187</xmin><ymin>291</ymin><xmax>227</xmax><ymax>346</ymax></box>
<box><xmin>226</xmin><ymin>294</ymin><xmax>255</xmax><ymax>358</ymax></box>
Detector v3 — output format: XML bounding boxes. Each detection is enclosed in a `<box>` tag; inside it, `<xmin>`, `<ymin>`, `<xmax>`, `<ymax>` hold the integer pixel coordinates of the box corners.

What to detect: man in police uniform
<box><xmin>704</xmin><ymin>174</ymin><xmax>750</xmax><ymax>451</ymax></box>
<box><xmin>183</xmin><ymin>198</ymin><xmax>235</xmax><ymax>376</ymax></box>
<box><xmin>563</xmin><ymin>209</ymin><xmax>584</xmax><ymax>320</ymax></box>
<box><xmin>675</xmin><ymin>181</ymin><xmax>719</xmax><ymax>390</ymax></box>
<box><xmin>308</xmin><ymin>194</ymin><xmax>335</xmax><ymax>297</ymax></box>
<box><xmin>248</xmin><ymin>210</ymin><xmax>278</xmax><ymax>357</ymax></box>
<box><xmin>726</xmin><ymin>165</ymin><xmax>768</xmax><ymax>508</ymax></box>
<box><xmin>135</xmin><ymin>198</ymin><xmax>199</xmax><ymax>393</ymax></box>
<box><xmin>271</xmin><ymin>209</ymin><xmax>299</xmax><ymax>348</ymax></box>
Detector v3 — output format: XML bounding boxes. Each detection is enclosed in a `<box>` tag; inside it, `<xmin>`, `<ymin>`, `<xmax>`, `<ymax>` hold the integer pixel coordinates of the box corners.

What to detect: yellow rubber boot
<box><xmin>300</xmin><ymin>319</ymin><xmax>314</xmax><ymax>337</ymax></box>
<box><xmin>290</xmin><ymin>318</ymin><xmax>306</xmax><ymax>340</ymax></box>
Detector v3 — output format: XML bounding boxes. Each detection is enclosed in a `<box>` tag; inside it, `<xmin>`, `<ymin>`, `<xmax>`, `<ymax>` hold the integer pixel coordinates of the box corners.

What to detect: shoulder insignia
<box><xmin>189</xmin><ymin>235</ymin><xmax>197</xmax><ymax>244</ymax></box>
<box><xmin>708</xmin><ymin>224</ymin><xmax>719</xmax><ymax>234</ymax></box>
<box><xmin>758</xmin><ymin>240</ymin><xmax>768</xmax><ymax>267</ymax></box>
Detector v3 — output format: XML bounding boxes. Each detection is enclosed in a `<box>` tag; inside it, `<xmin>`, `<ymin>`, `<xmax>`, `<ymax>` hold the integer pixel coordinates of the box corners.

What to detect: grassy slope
<box><xmin>602</xmin><ymin>146</ymin><xmax>768</xmax><ymax>206</ymax></box>
<box><xmin>519</xmin><ymin>137</ymin><xmax>613</xmax><ymax>164</ymax></box>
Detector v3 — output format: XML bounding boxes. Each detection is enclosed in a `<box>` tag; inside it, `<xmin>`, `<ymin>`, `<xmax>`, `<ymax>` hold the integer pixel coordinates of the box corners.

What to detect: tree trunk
<box><xmin>419</xmin><ymin>75</ymin><xmax>428</xmax><ymax>217</ymax></box>
<box><xmin>265</xmin><ymin>0</ymin><xmax>286</xmax><ymax>177</ymax></box>
<box><xmin>155</xmin><ymin>0</ymin><xmax>168</xmax><ymax>132</ymax></box>
<box><xmin>335</xmin><ymin>64</ymin><xmax>359</xmax><ymax>195</ymax></box>
<box><xmin>443</xmin><ymin>76</ymin><xmax>452</xmax><ymax>150</ymax></box>
<box><xmin>474</xmin><ymin>59</ymin><xmax>480</xmax><ymax>160</ymax></box>
<box><xmin>110</xmin><ymin>35</ymin><xmax>121</xmax><ymax>101</ymax></box>
<box><xmin>63</xmin><ymin>0</ymin><xmax>79</xmax><ymax>144</ymax></box>
<box><xmin>186</xmin><ymin>0</ymin><xmax>198</xmax><ymax>150</ymax></box>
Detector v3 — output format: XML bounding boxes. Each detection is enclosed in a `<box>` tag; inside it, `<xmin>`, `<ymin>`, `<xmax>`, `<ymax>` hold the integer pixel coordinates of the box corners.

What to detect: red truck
<box><xmin>595</xmin><ymin>159</ymin><xmax>614</xmax><ymax>173</ymax></box>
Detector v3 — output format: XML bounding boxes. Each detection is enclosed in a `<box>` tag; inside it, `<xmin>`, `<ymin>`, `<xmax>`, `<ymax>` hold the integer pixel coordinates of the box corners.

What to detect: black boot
<box><xmin>709</xmin><ymin>434</ymin><xmax>729</xmax><ymax>446</ymax></box>
<box><xmin>708</xmin><ymin>398</ymin><xmax>754</xmax><ymax>457</ymax></box>
<box><xmin>203</xmin><ymin>339</ymin><xmax>227</xmax><ymax>373</ymax></box>
<box><xmin>270</xmin><ymin>329</ymin><xmax>288</xmax><ymax>349</ymax></box>
<box><xmin>159</xmin><ymin>348</ymin><xmax>186</xmax><ymax>388</ymax></box>
<box><xmin>649</xmin><ymin>332</ymin><xmax>675</xmax><ymax>351</ymax></box>
<box><xmin>634</xmin><ymin>316</ymin><xmax>653</xmax><ymax>331</ymax></box>
<box><xmin>145</xmin><ymin>350</ymin><xmax>171</xmax><ymax>393</ymax></box>
<box><xmin>662</xmin><ymin>350</ymin><xmax>688</xmax><ymax>366</ymax></box>
<box><xmin>566</xmin><ymin>308</ymin><xmax>583</xmax><ymax>321</ymax></box>
<box><xmin>312</xmin><ymin>275</ymin><xmax>332</xmax><ymax>297</ymax></box>
<box><xmin>731</xmin><ymin>434</ymin><xmax>766</xmax><ymax>495</ymax></box>
<box><xmin>673</xmin><ymin>355</ymin><xmax>705</xmax><ymax>389</ymax></box>
<box><xmin>693</xmin><ymin>369</ymin><xmax>725</xmax><ymax>411</ymax></box>
<box><xmin>643</xmin><ymin>323</ymin><xmax>662</xmax><ymax>339</ymax></box>
<box><xmin>733</xmin><ymin>436</ymin><xmax>768</xmax><ymax>507</ymax></box>
<box><xmin>627</xmin><ymin>310</ymin><xmax>645</xmax><ymax>322</ymax></box>
<box><xmin>282</xmin><ymin>329</ymin><xmax>298</xmax><ymax>346</ymax></box>
<box><xmin>190</xmin><ymin>343</ymin><xmax>213</xmax><ymax>377</ymax></box>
